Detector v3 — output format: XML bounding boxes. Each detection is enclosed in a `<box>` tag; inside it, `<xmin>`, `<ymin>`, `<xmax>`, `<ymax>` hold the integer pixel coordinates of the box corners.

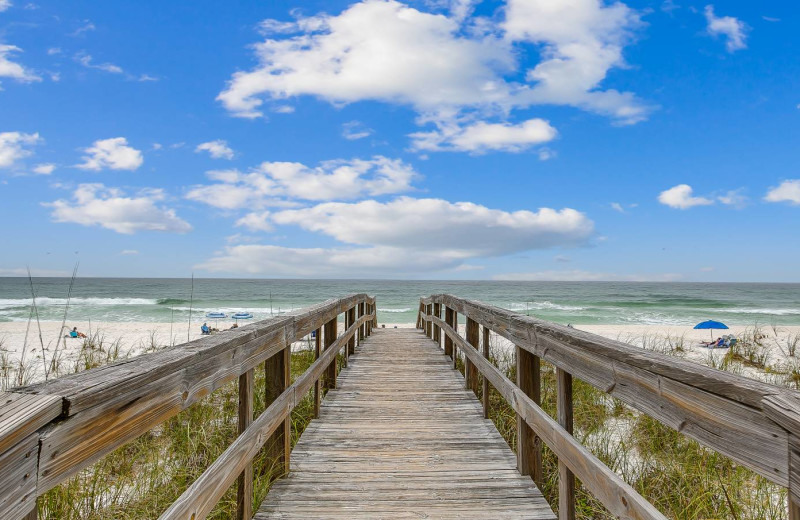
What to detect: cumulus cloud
<box><xmin>33</xmin><ymin>163</ymin><xmax>55</xmax><ymax>175</ymax></box>
<box><xmin>410</xmin><ymin>118</ymin><xmax>557</xmax><ymax>153</ymax></box>
<box><xmin>717</xmin><ymin>189</ymin><xmax>747</xmax><ymax>208</ymax></box>
<box><xmin>47</xmin><ymin>183</ymin><xmax>191</xmax><ymax>234</ymax></box>
<box><xmin>704</xmin><ymin>5</ymin><xmax>748</xmax><ymax>52</ymax></box>
<box><xmin>492</xmin><ymin>270</ymin><xmax>682</xmax><ymax>281</ymax></box>
<box><xmin>197</xmin><ymin>244</ymin><xmax>468</xmax><ymax>277</ymax></box>
<box><xmin>270</xmin><ymin>197</ymin><xmax>594</xmax><ymax>255</ymax></box>
<box><xmin>119</xmin><ymin>249</ymin><xmax>139</xmax><ymax>255</ymax></box>
<box><xmin>657</xmin><ymin>184</ymin><xmax>714</xmax><ymax>209</ymax></box>
<box><xmin>217</xmin><ymin>0</ymin><xmax>651</xmax><ymax>130</ymax></box>
<box><xmin>236</xmin><ymin>210</ymin><xmax>273</xmax><ymax>232</ymax></box>
<box><xmin>196</xmin><ymin>139</ymin><xmax>235</xmax><ymax>159</ymax></box>
<box><xmin>186</xmin><ymin>156</ymin><xmax>419</xmax><ymax>209</ymax></box>
<box><xmin>76</xmin><ymin>137</ymin><xmax>143</xmax><ymax>171</ymax></box>
<box><xmin>0</xmin><ymin>131</ymin><xmax>40</xmax><ymax>168</ymax></box>
<box><xmin>0</xmin><ymin>44</ymin><xmax>41</xmax><ymax>85</ymax></box>
<box><xmin>0</xmin><ymin>1</ymin><xmax>11</xmax><ymax>12</ymax></box>
<box><xmin>764</xmin><ymin>180</ymin><xmax>800</xmax><ymax>205</ymax></box>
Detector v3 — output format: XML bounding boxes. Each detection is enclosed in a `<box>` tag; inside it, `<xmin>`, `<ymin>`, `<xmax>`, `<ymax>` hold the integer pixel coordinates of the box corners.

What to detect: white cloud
<box><xmin>138</xmin><ymin>74</ymin><xmax>158</xmax><ymax>82</ymax></box>
<box><xmin>33</xmin><ymin>162</ymin><xmax>55</xmax><ymax>175</ymax></box>
<box><xmin>47</xmin><ymin>47</ymin><xmax>62</xmax><ymax>56</ymax></box>
<box><xmin>119</xmin><ymin>249</ymin><xmax>139</xmax><ymax>255</ymax></box>
<box><xmin>764</xmin><ymin>180</ymin><xmax>800</xmax><ymax>206</ymax></box>
<box><xmin>704</xmin><ymin>5</ymin><xmax>748</xmax><ymax>52</ymax></box>
<box><xmin>196</xmin><ymin>139</ymin><xmax>235</xmax><ymax>160</ymax></box>
<box><xmin>717</xmin><ymin>189</ymin><xmax>747</xmax><ymax>208</ymax></box>
<box><xmin>217</xmin><ymin>0</ymin><xmax>650</xmax><ymax>128</ymax></box>
<box><xmin>0</xmin><ymin>1</ymin><xmax>11</xmax><ymax>12</ymax></box>
<box><xmin>270</xmin><ymin>197</ymin><xmax>594</xmax><ymax>255</ymax></box>
<box><xmin>75</xmin><ymin>53</ymin><xmax>124</xmax><ymax>74</ymax></box>
<box><xmin>410</xmin><ymin>118</ymin><xmax>557</xmax><ymax>153</ymax></box>
<box><xmin>76</xmin><ymin>137</ymin><xmax>143</xmax><ymax>171</ymax></box>
<box><xmin>0</xmin><ymin>131</ymin><xmax>40</xmax><ymax>168</ymax></box>
<box><xmin>492</xmin><ymin>270</ymin><xmax>682</xmax><ymax>281</ymax></box>
<box><xmin>186</xmin><ymin>156</ymin><xmax>419</xmax><ymax>209</ymax></box>
<box><xmin>197</xmin><ymin>244</ymin><xmax>469</xmax><ymax>277</ymax></box>
<box><xmin>0</xmin><ymin>44</ymin><xmax>41</xmax><ymax>84</ymax></box>
<box><xmin>657</xmin><ymin>184</ymin><xmax>714</xmax><ymax>209</ymax></box>
<box><xmin>236</xmin><ymin>211</ymin><xmax>273</xmax><ymax>232</ymax></box>
<box><xmin>70</xmin><ymin>21</ymin><xmax>96</xmax><ymax>37</ymax></box>
<box><xmin>505</xmin><ymin>0</ymin><xmax>651</xmax><ymax>124</ymax></box>
<box><xmin>342</xmin><ymin>121</ymin><xmax>373</xmax><ymax>140</ymax></box>
<box><xmin>610</xmin><ymin>202</ymin><xmax>625</xmax><ymax>213</ymax></box>
<box><xmin>47</xmin><ymin>183</ymin><xmax>191</xmax><ymax>234</ymax></box>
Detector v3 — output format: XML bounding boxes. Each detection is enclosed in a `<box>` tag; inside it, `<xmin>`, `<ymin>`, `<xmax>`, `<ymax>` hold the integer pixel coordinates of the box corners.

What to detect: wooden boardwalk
<box><xmin>256</xmin><ymin>327</ymin><xmax>555</xmax><ymax>519</ymax></box>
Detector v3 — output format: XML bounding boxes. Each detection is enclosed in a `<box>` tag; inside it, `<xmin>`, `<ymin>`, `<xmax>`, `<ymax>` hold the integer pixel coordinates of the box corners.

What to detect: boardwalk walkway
<box><xmin>256</xmin><ymin>327</ymin><xmax>555</xmax><ymax>519</ymax></box>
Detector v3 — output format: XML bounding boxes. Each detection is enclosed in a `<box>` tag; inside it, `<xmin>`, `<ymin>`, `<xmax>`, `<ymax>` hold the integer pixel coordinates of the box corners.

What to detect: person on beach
<box><xmin>201</xmin><ymin>323</ymin><xmax>211</xmax><ymax>335</ymax></box>
<box><xmin>69</xmin><ymin>327</ymin><xmax>87</xmax><ymax>339</ymax></box>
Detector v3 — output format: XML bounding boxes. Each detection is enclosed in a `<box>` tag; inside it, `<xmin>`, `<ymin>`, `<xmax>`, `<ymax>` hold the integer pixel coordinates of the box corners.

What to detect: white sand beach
<box><xmin>3</xmin><ymin>320</ymin><xmax>800</xmax><ymax>387</ymax></box>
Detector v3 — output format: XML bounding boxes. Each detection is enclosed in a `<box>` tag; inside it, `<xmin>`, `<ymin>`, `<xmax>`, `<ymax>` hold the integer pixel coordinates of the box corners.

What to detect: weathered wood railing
<box><xmin>418</xmin><ymin>294</ymin><xmax>800</xmax><ymax>520</ymax></box>
<box><xmin>0</xmin><ymin>294</ymin><xmax>377</xmax><ymax>520</ymax></box>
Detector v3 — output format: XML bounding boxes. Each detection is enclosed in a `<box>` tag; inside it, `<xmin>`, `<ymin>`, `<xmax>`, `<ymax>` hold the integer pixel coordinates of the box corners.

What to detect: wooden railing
<box><xmin>418</xmin><ymin>294</ymin><xmax>800</xmax><ymax>520</ymax></box>
<box><xmin>0</xmin><ymin>294</ymin><xmax>377</xmax><ymax>520</ymax></box>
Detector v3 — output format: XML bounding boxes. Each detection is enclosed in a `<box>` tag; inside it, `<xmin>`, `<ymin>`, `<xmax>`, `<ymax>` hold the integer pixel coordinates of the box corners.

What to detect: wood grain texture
<box><xmin>517</xmin><ymin>347</ymin><xmax>542</xmax><ymax>487</ymax></box>
<box><xmin>483</xmin><ymin>326</ymin><xmax>490</xmax><ymax>419</ymax></box>
<box><xmin>256</xmin><ymin>328</ymin><xmax>555</xmax><ymax>519</ymax></box>
<box><xmin>557</xmin><ymin>368</ymin><xmax>575</xmax><ymax>520</ymax></box>
<box><xmin>0</xmin><ymin>433</ymin><xmax>39</xmax><ymax>520</ymax></box>
<box><xmin>265</xmin><ymin>347</ymin><xmax>290</xmax><ymax>476</ymax></box>
<box><xmin>429</xmin><ymin>313</ymin><xmax>666</xmax><ymax>520</ymax></box>
<box><xmin>0</xmin><ymin>392</ymin><xmax>61</xmax><ymax>455</ymax></box>
<box><xmin>465</xmin><ymin>318</ymin><xmax>480</xmax><ymax>395</ymax></box>
<box><xmin>236</xmin><ymin>369</ymin><xmax>254</xmax><ymax>520</ymax></box>
<box><xmin>426</xmin><ymin>295</ymin><xmax>793</xmax><ymax>486</ymax></box>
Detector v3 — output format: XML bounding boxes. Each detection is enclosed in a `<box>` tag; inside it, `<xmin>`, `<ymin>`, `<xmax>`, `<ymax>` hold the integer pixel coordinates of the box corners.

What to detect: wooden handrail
<box><xmin>0</xmin><ymin>294</ymin><xmax>376</xmax><ymax>520</ymax></box>
<box><xmin>419</xmin><ymin>294</ymin><xmax>800</xmax><ymax>518</ymax></box>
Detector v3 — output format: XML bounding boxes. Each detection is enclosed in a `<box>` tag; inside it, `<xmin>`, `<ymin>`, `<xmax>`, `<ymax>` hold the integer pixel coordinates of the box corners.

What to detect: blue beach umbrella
<box><xmin>694</xmin><ymin>319</ymin><xmax>729</xmax><ymax>340</ymax></box>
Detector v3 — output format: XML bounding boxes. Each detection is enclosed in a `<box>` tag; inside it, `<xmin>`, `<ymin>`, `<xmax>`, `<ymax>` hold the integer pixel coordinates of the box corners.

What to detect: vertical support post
<box><xmin>557</xmin><ymin>367</ymin><xmax>576</xmax><ymax>520</ymax></box>
<box><xmin>323</xmin><ymin>316</ymin><xmax>338</xmax><ymax>390</ymax></box>
<box><xmin>347</xmin><ymin>307</ymin><xmax>356</xmax><ymax>356</ymax></box>
<box><xmin>22</xmin><ymin>503</ymin><xmax>36</xmax><ymax>519</ymax></box>
<box><xmin>265</xmin><ymin>345</ymin><xmax>291</xmax><ymax>476</ymax></box>
<box><xmin>482</xmin><ymin>326</ymin><xmax>490</xmax><ymax>419</ymax></box>
<box><xmin>452</xmin><ymin>311</ymin><xmax>458</xmax><ymax>370</ymax></box>
<box><xmin>516</xmin><ymin>346</ymin><xmax>542</xmax><ymax>487</ymax></box>
<box><xmin>313</xmin><ymin>327</ymin><xmax>321</xmax><ymax>418</ymax></box>
<box><xmin>444</xmin><ymin>307</ymin><xmax>454</xmax><ymax>359</ymax></box>
<box><xmin>236</xmin><ymin>368</ymin><xmax>254</xmax><ymax>520</ymax></box>
<box><xmin>465</xmin><ymin>317</ymin><xmax>480</xmax><ymax>395</ymax></box>
<box><xmin>433</xmin><ymin>303</ymin><xmax>441</xmax><ymax>345</ymax></box>
<box><xmin>789</xmin><ymin>434</ymin><xmax>800</xmax><ymax>520</ymax></box>
<box><xmin>343</xmin><ymin>310</ymin><xmax>350</xmax><ymax>368</ymax></box>
<box><xmin>425</xmin><ymin>304</ymin><xmax>432</xmax><ymax>338</ymax></box>
<box><xmin>358</xmin><ymin>302</ymin><xmax>365</xmax><ymax>345</ymax></box>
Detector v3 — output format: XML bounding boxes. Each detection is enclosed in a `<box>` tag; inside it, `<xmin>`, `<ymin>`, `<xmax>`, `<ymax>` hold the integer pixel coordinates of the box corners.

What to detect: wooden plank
<box><xmin>431</xmin><ymin>315</ymin><xmax>666</xmax><ymax>520</ymax></box>
<box><xmin>465</xmin><ymin>318</ymin><xmax>479</xmax><ymax>395</ymax></box>
<box><xmin>0</xmin><ymin>392</ymin><xmax>61</xmax><ymax>455</ymax></box>
<box><xmin>444</xmin><ymin>307</ymin><xmax>454</xmax><ymax>358</ymax></box>
<box><xmin>265</xmin><ymin>347</ymin><xmax>290</xmax><ymax>476</ymax></box>
<box><xmin>313</xmin><ymin>328</ymin><xmax>321</xmax><ymax>419</ymax></box>
<box><xmin>428</xmin><ymin>296</ymin><xmax>790</xmax><ymax>486</ymax></box>
<box><xmin>516</xmin><ymin>347</ymin><xmax>542</xmax><ymax>487</ymax></box>
<box><xmin>433</xmin><ymin>303</ymin><xmax>441</xmax><ymax>345</ymax></box>
<box><xmin>790</xmin><ymin>433</ymin><xmax>800</xmax><ymax>520</ymax></box>
<box><xmin>256</xmin><ymin>328</ymin><xmax>555</xmax><ymax>519</ymax></box>
<box><xmin>482</xmin><ymin>326</ymin><xmax>490</xmax><ymax>419</ymax></box>
<box><xmin>236</xmin><ymin>369</ymin><xmax>254</xmax><ymax>520</ymax></box>
<box><xmin>323</xmin><ymin>317</ymin><xmax>338</xmax><ymax>391</ymax></box>
<box><xmin>0</xmin><ymin>433</ymin><xmax>39</xmax><ymax>520</ymax></box>
<box><xmin>557</xmin><ymin>368</ymin><xmax>575</xmax><ymax>520</ymax></box>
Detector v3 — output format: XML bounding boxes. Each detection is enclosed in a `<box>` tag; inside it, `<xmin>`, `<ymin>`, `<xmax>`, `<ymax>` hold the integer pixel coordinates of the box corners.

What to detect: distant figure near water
<box><xmin>68</xmin><ymin>327</ymin><xmax>86</xmax><ymax>339</ymax></box>
<box><xmin>201</xmin><ymin>323</ymin><xmax>211</xmax><ymax>335</ymax></box>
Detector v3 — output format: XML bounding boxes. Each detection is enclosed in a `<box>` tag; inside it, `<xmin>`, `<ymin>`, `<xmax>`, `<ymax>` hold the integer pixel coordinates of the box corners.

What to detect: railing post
<box><xmin>482</xmin><ymin>326</ymin><xmax>490</xmax><ymax>419</ymax></box>
<box><xmin>347</xmin><ymin>306</ymin><xmax>356</xmax><ymax>356</ymax></box>
<box><xmin>22</xmin><ymin>502</ymin><xmax>36</xmax><ymax>519</ymax></box>
<box><xmin>465</xmin><ymin>317</ymin><xmax>480</xmax><ymax>395</ymax></box>
<box><xmin>358</xmin><ymin>302</ymin><xmax>365</xmax><ymax>345</ymax></box>
<box><xmin>433</xmin><ymin>303</ymin><xmax>441</xmax><ymax>346</ymax></box>
<box><xmin>265</xmin><ymin>344</ymin><xmax>291</xmax><ymax>476</ymax></box>
<box><xmin>236</xmin><ymin>368</ymin><xmax>254</xmax><ymax>520</ymax></box>
<box><xmin>444</xmin><ymin>307</ymin><xmax>454</xmax><ymax>359</ymax></box>
<box><xmin>323</xmin><ymin>316</ymin><xmax>338</xmax><ymax>390</ymax></box>
<box><xmin>417</xmin><ymin>302</ymin><xmax>424</xmax><ymax>329</ymax></box>
<box><xmin>343</xmin><ymin>310</ymin><xmax>351</xmax><ymax>368</ymax></box>
<box><xmin>516</xmin><ymin>346</ymin><xmax>542</xmax><ymax>487</ymax></box>
<box><xmin>451</xmin><ymin>311</ymin><xmax>458</xmax><ymax>370</ymax></box>
<box><xmin>425</xmin><ymin>304</ymin><xmax>432</xmax><ymax>338</ymax></box>
<box><xmin>314</xmin><ymin>327</ymin><xmax>321</xmax><ymax>418</ymax></box>
<box><xmin>557</xmin><ymin>367</ymin><xmax>576</xmax><ymax>520</ymax></box>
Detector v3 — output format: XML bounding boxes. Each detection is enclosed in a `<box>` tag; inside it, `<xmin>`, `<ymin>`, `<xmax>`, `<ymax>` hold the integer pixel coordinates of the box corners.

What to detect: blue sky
<box><xmin>1</xmin><ymin>0</ymin><xmax>798</xmax><ymax>281</ymax></box>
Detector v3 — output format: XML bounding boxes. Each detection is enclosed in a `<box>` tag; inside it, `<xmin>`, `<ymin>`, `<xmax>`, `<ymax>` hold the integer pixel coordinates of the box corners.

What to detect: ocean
<box><xmin>1</xmin><ymin>278</ymin><xmax>799</xmax><ymax>326</ymax></box>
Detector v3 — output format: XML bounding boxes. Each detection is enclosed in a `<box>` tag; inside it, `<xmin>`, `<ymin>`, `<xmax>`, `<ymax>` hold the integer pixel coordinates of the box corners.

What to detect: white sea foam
<box><xmin>717</xmin><ymin>308</ymin><xmax>800</xmax><ymax>316</ymax></box>
<box><xmin>378</xmin><ymin>307</ymin><xmax>412</xmax><ymax>313</ymax></box>
<box><xmin>505</xmin><ymin>301</ymin><xmax>587</xmax><ymax>312</ymax></box>
<box><xmin>0</xmin><ymin>297</ymin><xmax>157</xmax><ymax>309</ymax></box>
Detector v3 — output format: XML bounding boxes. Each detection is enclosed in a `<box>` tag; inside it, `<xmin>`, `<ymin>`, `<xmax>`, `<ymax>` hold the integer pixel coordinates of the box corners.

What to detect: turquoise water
<box><xmin>0</xmin><ymin>278</ymin><xmax>799</xmax><ymax>326</ymax></box>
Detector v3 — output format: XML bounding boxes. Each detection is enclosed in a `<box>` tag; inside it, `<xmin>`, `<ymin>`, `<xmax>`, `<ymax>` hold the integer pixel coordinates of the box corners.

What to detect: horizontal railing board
<box><xmin>159</xmin><ymin>312</ymin><xmax>371</xmax><ymax>520</ymax></box>
<box><xmin>429</xmin><ymin>314</ymin><xmax>665</xmax><ymax>520</ymax></box>
<box><xmin>0</xmin><ymin>294</ymin><xmax>374</xmax><ymax>515</ymax></box>
<box><xmin>424</xmin><ymin>295</ymin><xmax>790</xmax><ymax>486</ymax></box>
<box><xmin>0</xmin><ymin>392</ymin><xmax>62</xmax><ymax>454</ymax></box>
